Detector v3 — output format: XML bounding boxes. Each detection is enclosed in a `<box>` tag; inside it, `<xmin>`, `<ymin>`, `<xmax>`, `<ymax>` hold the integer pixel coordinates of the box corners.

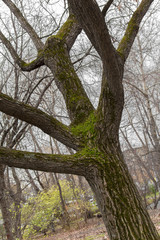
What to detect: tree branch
<box><xmin>56</xmin><ymin>15</ymin><xmax>82</xmax><ymax>51</ymax></box>
<box><xmin>0</xmin><ymin>30</ymin><xmax>44</xmax><ymax>71</ymax></box>
<box><xmin>117</xmin><ymin>0</ymin><xmax>154</xmax><ymax>61</ymax></box>
<box><xmin>0</xmin><ymin>93</ymin><xmax>81</xmax><ymax>150</ymax></box>
<box><xmin>68</xmin><ymin>0</ymin><xmax>123</xmax><ymax>101</ymax></box>
<box><xmin>44</xmin><ymin>36</ymin><xmax>94</xmax><ymax>125</ymax></box>
<box><xmin>102</xmin><ymin>0</ymin><xmax>114</xmax><ymax>17</ymax></box>
<box><xmin>2</xmin><ymin>0</ymin><xmax>44</xmax><ymax>51</ymax></box>
<box><xmin>68</xmin><ymin>0</ymin><xmax>119</xmax><ymax>69</ymax></box>
<box><xmin>0</xmin><ymin>147</ymin><xmax>92</xmax><ymax>176</ymax></box>
<box><xmin>20</xmin><ymin>56</ymin><xmax>44</xmax><ymax>71</ymax></box>
<box><xmin>1</xmin><ymin>13</ymin><xmax>93</xmax><ymax>125</ymax></box>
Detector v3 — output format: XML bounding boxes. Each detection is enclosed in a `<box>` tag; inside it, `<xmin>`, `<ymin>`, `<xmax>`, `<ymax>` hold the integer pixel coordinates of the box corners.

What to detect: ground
<box><xmin>34</xmin><ymin>210</ymin><xmax>160</xmax><ymax>240</ymax></box>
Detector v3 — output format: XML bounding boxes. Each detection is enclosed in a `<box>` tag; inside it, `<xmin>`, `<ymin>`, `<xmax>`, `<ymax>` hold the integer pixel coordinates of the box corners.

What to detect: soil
<box><xmin>34</xmin><ymin>209</ymin><xmax>160</xmax><ymax>240</ymax></box>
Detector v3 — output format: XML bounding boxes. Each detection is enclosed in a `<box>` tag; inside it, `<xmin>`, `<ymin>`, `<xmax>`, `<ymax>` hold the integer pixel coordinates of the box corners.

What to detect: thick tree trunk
<box><xmin>85</xmin><ymin>147</ymin><xmax>159</xmax><ymax>240</ymax></box>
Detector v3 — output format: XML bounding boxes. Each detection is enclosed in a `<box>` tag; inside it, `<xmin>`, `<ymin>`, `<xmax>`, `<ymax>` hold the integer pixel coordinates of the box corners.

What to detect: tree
<box><xmin>0</xmin><ymin>0</ymin><xmax>159</xmax><ymax>239</ymax></box>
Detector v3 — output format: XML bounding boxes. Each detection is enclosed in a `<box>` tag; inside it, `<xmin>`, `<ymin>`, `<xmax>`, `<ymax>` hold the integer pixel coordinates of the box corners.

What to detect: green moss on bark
<box><xmin>56</xmin><ymin>15</ymin><xmax>76</xmax><ymax>40</ymax></box>
<box><xmin>71</xmin><ymin>112</ymin><xmax>98</xmax><ymax>147</ymax></box>
<box><xmin>117</xmin><ymin>12</ymin><xmax>139</xmax><ymax>58</ymax></box>
<box><xmin>44</xmin><ymin>36</ymin><xmax>93</xmax><ymax>125</ymax></box>
<box><xmin>71</xmin><ymin>112</ymin><xmax>96</xmax><ymax>135</ymax></box>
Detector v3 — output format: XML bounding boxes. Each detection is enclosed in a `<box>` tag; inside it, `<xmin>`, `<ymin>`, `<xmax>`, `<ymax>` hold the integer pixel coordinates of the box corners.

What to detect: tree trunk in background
<box><xmin>11</xmin><ymin>168</ymin><xmax>22</xmax><ymax>239</ymax></box>
<box><xmin>25</xmin><ymin>169</ymin><xmax>40</xmax><ymax>194</ymax></box>
<box><xmin>66</xmin><ymin>174</ymin><xmax>79</xmax><ymax>204</ymax></box>
<box><xmin>49</xmin><ymin>172</ymin><xmax>56</xmax><ymax>186</ymax></box>
<box><xmin>78</xmin><ymin>176</ymin><xmax>89</xmax><ymax>201</ymax></box>
<box><xmin>54</xmin><ymin>173</ymin><xmax>70</xmax><ymax>228</ymax></box>
<box><xmin>34</xmin><ymin>171</ymin><xmax>45</xmax><ymax>189</ymax></box>
<box><xmin>0</xmin><ymin>165</ymin><xmax>14</xmax><ymax>240</ymax></box>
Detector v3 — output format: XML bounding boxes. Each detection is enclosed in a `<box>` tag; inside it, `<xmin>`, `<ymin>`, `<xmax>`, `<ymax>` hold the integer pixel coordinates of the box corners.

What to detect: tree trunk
<box><xmin>85</xmin><ymin>146</ymin><xmax>159</xmax><ymax>240</ymax></box>
<box><xmin>14</xmin><ymin>202</ymin><xmax>22</xmax><ymax>240</ymax></box>
<box><xmin>49</xmin><ymin>172</ymin><xmax>56</xmax><ymax>186</ymax></box>
<box><xmin>11</xmin><ymin>168</ymin><xmax>22</xmax><ymax>240</ymax></box>
<box><xmin>25</xmin><ymin>169</ymin><xmax>40</xmax><ymax>194</ymax></box>
<box><xmin>0</xmin><ymin>165</ymin><xmax>15</xmax><ymax>240</ymax></box>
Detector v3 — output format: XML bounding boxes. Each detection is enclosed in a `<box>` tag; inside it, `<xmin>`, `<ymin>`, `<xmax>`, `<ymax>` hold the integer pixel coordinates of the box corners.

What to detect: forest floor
<box><xmin>35</xmin><ymin>209</ymin><xmax>160</xmax><ymax>240</ymax></box>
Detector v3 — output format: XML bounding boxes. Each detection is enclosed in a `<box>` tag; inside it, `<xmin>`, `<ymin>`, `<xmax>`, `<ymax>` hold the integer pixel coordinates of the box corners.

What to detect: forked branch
<box><xmin>0</xmin><ymin>30</ymin><xmax>44</xmax><ymax>71</ymax></box>
<box><xmin>68</xmin><ymin>0</ymin><xmax>118</xmax><ymax>68</ymax></box>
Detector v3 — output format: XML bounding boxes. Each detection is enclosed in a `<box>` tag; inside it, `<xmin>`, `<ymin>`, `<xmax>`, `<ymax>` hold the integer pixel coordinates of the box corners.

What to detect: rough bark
<box><xmin>43</xmin><ymin>39</ymin><xmax>94</xmax><ymax>124</ymax></box>
<box><xmin>0</xmin><ymin>146</ymin><xmax>92</xmax><ymax>176</ymax></box>
<box><xmin>117</xmin><ymin>0</ymin><xmax>155</xmax><ymax>61</ymax></box>
<box><xmin>0</xmin><ymin>144</ymin><xmax>159</xmax><ymax>239</ymax></box>
<box><xmin>86</xmin><ymin>149</ymin><xmax>159</xmax><ymax>239</ymax></box>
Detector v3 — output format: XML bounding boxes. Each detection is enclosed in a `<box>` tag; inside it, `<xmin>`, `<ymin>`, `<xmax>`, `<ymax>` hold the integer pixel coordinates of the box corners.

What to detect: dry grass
<box><xmin>34</xmin><ymin>210</ymin><xmax>160</xmax><ymax>240</ymax></box>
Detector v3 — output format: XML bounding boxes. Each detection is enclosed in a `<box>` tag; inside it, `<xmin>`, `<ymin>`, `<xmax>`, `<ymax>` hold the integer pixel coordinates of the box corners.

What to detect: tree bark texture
<box><xmin>0</xmin><ymin>0</ymin><xmax>158</xmax><ymax>239</ymax></box>
<box><xmin>85</xmin><ymin>146</ymin><xmax>159</xmax><ymax>240</ymax></box>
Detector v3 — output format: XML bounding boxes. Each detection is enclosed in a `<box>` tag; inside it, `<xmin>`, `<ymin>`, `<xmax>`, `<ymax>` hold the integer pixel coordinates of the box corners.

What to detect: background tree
<box><xmin>0</xmin><ymin>0</ymin><xmax>159</xmax><ymax>239</ymax></box>
<box><xmin>120</xmin><ymin>9</ymin><xmax>160</xmax><ymax>208</ymax></box>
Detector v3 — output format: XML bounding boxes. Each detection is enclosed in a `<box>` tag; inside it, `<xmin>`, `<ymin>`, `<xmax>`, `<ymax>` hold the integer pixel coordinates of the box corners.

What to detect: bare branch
<box><xmin>68</xmin><ymin>0</ymin><xmax>118</xmax><ymax>65</ymax></box>
<box><xmin>124</xmin><ymin>80</ymin><xmax>148</xmax><ymax>98</ymax></box>
<box><xmin>0</xmin><ymin>30</ymin><xmax>44</xmax><ymax>71</ymax></box>
<box><xmin>20</xmin><ymin>56</ymin><xmax>44</xmax><ymax>72</ymax></box>
<box><xmin>0</xmin><ymin>30</ymin><xmax>20</xmax><ymax>64</ymax></box>
<box><xmin>2</xmin><ymin>0</ymin><xmax>44</xmax><ymax>51</ymax></box>
<box><xmin>0</xmin><ymin>147</ymin><xmax>92</xmax><ymax>176</ymax></box>
<box><xmin>102</xmin><ymin>0</ymin><xmax>114</xmax><ymax>17</ymax></box>
<box><xmin>0</xmin><ymin>93</ymin><xmax>81</xmax><ymax>150</ymax></box>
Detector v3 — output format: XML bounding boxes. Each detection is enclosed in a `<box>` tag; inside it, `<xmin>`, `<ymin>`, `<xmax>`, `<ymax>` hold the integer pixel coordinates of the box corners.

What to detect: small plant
<box><xmin>148</xmin><ymin>184</ymin><xmax>156</xmax><ymax>195</ymax></box>
<box><xmin>20</xmin><ymin>180</ymin><xmax>94</xmax><ymax>238</ymax></box>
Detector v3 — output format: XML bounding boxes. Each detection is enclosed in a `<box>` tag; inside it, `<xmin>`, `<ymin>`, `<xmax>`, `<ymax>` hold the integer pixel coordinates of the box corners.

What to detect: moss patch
<box><xmin>117</xmin><ymin>11</ymin><xmax>139</xmax><ymax>58</ymax></box>
<box><xmin>71</xmin><ymin>112</ymin><xmax>96</xmax><ymax>140</ymax></box>
<box><xmin>56</xmin><ymin>15</ymin><xmax>76</xmax><ymax>40</ymax></box>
